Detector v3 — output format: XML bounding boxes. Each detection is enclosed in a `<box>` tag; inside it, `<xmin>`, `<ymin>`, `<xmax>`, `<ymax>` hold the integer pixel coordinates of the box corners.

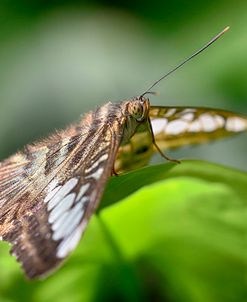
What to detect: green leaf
<box><xmin>0</xmin><ymin>160</ymin><xmax>246</xmax><ymax>302</ymax></box>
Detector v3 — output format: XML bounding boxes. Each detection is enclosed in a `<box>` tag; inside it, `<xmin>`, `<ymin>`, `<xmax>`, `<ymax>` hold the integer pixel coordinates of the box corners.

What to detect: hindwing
<box><xmin>150</xmin><ymin>106</ymin><xmax>247</xmax><ymax>149</ymax></box>
<box><xmin>115</xmin><ymin>106</ymin><xmax>247</xmax><ymax>173</ymax></box>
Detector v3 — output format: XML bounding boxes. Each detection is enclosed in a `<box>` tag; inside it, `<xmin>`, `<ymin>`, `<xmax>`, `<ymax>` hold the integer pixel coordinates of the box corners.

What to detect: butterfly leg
<box><xmin>111</xmin><ymin>165</ymin><xmax>119</xmax><ymax>176</ymax></box>
<box><xmin>153</xmin><ymin>140</ymin><xmax>181</xmax><ymax>164</ymax></box>
<box><xmin>148</xmin><ymin>118</ymin><xmax>181</xmax><ymax>164</ymax></box>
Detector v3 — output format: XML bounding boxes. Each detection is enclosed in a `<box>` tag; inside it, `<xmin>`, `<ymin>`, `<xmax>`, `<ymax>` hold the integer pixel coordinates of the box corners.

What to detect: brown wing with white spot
<box><xmin>0</xmin><ymin>116</ymin><xmax>124</xmax><ymax>278</ymax></box>
<box><xmin>150</xmin><ymin>106</ymin><xmax>247</xmax><ymax>150</ymax></box>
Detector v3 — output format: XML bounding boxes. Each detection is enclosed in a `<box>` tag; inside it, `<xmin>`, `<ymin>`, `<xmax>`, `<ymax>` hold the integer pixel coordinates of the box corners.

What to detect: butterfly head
<box><xmin>127</xmin><ymin>96</ymin><xmax>150</xmax><ymax>122</ymax></box>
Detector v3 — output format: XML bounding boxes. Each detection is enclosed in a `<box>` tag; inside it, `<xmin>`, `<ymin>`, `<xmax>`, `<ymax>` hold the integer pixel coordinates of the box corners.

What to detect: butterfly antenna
<box><xmin>141</xmin><ymin>26</ymin><xmax>230</xmax><ymax>97</ymax></box>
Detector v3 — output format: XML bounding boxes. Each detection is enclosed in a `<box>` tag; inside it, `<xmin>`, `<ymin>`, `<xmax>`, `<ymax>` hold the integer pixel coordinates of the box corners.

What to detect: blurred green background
<box><xmin>0</xmin><ymin>1</ymin><xmax>246</xmax><ymax>302</ymax></box>
<box><xmin>0</xmin><ymin>0</ymin><xmax>246</xmax><ymax>169</ymax></box>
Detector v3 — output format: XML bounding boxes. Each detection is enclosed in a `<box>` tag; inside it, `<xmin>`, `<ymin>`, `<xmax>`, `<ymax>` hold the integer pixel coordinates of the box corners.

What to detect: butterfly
<box><xmin>0</xmin><ymin>27</ymin><xmax>246</xmax><ymax>279</ymax></box>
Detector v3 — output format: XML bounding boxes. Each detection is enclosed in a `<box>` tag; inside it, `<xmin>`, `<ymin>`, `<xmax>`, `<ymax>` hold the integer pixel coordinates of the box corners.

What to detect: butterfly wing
<box><xmin>0</xmin><ymin>116</ymin><xmax>123</xmax><ymax>278</ymax></box>
<box><xmin>115</xmin><ymin>106</ymin><xmax>247</xmax><ymax>173</ymax></box>
<box><xmin>150</xmin><ymin>106</ymin><xmax>247</xmax><ymax>150</ymax></box>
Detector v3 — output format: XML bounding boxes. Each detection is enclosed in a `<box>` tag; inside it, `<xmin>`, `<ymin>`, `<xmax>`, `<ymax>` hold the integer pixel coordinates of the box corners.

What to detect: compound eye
<box><xmin>133</xmin><ymin>103</ymin><xmax>144</xmax><ymax>121</ymax></box>
<box><xmin>129</xmin><ymin>101</ymin><xmax>146</xmax><ymax>121</ymax></box>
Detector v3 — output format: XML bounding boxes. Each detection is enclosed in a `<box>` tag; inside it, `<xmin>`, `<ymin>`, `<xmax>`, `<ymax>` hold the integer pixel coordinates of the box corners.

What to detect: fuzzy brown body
<box><xmin>0</xmin><ymin>96</ymin><xmax>246</xmax><ymax>278</ymax></box>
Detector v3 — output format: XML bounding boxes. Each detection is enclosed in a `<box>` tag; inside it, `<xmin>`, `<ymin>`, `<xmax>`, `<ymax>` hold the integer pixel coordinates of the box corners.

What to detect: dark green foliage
<box><xmin>0</xmin><ymin>161</ymin><xmax>246</xmax><ymax>302</ymax></box>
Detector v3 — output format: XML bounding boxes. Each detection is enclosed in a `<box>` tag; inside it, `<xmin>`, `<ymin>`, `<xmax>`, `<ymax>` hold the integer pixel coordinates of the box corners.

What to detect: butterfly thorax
<box><xmin>120</xmin><ymin>96</ymin><xmax>150</xmax><ymax>145</ymax></box>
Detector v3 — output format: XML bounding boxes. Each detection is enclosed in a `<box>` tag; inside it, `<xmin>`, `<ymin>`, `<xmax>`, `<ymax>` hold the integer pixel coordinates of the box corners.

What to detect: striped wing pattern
<box><xmin>0</xmin><ymin>104</ymin><xmax>124</xmax><ymax>278</ymax></box>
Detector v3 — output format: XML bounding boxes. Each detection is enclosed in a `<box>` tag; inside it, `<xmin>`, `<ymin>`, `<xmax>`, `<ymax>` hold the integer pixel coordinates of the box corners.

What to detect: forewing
<box><xmin>150</xmin><ymin>106</ymin><xmax>247</xmax><ymax>150</ymax></box>
<box><xmin>0</xmin><ymin>122</ymin><xmax>123</xmax><ymax>278</ymax></box>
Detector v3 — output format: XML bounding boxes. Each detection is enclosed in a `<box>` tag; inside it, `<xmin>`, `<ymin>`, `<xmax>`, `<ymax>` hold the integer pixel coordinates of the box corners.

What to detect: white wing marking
<box><xmin>86</xmin><ymin>167</ymin><xmax>104</xmax><ymax>180</ymax></box>
<box><xmin>182</xmin><ymin>112</ymin><xmax>194</xmax><ymax>121</ymax></box>
<box><xmin>52</xmin><ymin>211</ymin><xmax>70</xmax><ymax>232</ymax></box>
<box><xmin>52</xmin><ymin>202</ymin><xmax>84</xmax><ymax>241</ymax></box>
<box><xmin>48</xmin><ymin>193</ymin><xmax>76</xmax><ymax>224</ymax></box>
<box><xmin>188</xmin><ymin>120</ymin><xmax>201</xmax><ymax>132</ymax></box>
<box><xmin>165</xmin><ymin>120</ymin><xmax>188</xmax><ymax>135</ymax></box>
<box><xmin>164</xmin><ymin>108</ymin><xmax>176</xmax><ymax>117</ymax></box>
<box><xmin>152</xmin><ymin>118</ymin><xmax>168</xmax><ymax>135</ymax></box>
<box><xmin>85</xmin><ymin>154</ymin><xmax>109</xmax><ymax>173</ymax></box>
<box><xmin>226</xmin><ymin>117</ymin><xmax>247</xmax><ymax>132</ymax></box>
<box><xmin>215</xmin><ymin>115</ymin><xmax>225</xmax><ymax>127</ymax></box>
<box><xmin>199</xmin><ymin>114</ymin><xmax>217</xmax><ymax>132</ymax></box>
<box><xmin>76</xmin><ymin>183</ymin><xmax>90</xmax><ymax>202</ymax></box>
<box><xmin>47</xmin><ymin>178</ymin><xmax>78</xmax><ymax>210</ymax></box>
<box><xmin>56</xmin><ymin>223</ymin><xmax>85</xmax><ymax>258</ymax></box>
<box><xmin>44</xmin><ymin>186</ymin><xmax>61</xmax><ymax>204</ymax></box>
